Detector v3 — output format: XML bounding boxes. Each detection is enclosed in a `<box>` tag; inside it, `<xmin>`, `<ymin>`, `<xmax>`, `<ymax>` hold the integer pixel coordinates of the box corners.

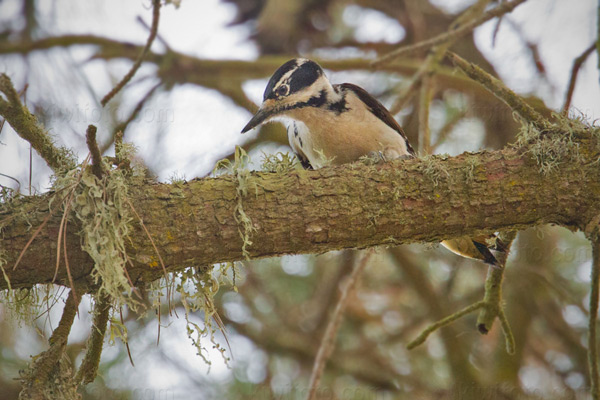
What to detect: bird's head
<box><xmin>241</xmin><ymin>58</ymin><xmax>333</xmax><ymax>133</ymax></box>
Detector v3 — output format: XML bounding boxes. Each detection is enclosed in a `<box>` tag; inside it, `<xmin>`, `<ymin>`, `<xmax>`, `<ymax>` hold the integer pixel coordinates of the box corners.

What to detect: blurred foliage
<box><xmin>0</xmin><ymin>0</ymin><xmax>598</xmax><ymax>399</ymax></box>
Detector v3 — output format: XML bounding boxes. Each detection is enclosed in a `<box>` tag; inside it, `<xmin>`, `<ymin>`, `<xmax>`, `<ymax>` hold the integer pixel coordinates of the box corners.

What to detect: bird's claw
<box><xmin>361</xmin><ymin>151</ymin><xmax>387</xmax><ymax>165</ymax></box>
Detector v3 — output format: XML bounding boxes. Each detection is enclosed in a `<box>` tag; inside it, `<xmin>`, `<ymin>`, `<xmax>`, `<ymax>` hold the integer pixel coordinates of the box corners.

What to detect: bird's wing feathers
<box><xmin>338</xmin><ymin>83</ymin><xmax>415</xmax><ymax>156</ymax></box>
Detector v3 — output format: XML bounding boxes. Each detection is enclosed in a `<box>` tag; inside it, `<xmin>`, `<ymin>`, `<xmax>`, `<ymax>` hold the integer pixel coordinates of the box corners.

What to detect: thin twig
<box><xmin>446</xmin><ymin>51</ymin><xmax>551</xmax><ymax>130</ymax></box>
<box><xmin>114</xmin><ymin>82</ymin><xmax>160</xmax><ymax>137</ymax></box>
<box><xmin>100</xmin><ymin>0</ymin><xmax>161</xmax><ymax>106</ymax></box>
<box><xmin>589</xmin><ymin>238</ymin><xmax>600</xmax><ymax>400</ymax></box>
<box><xmin>372</xmin><ymin>0</ymin><xmax>528</xmax><ymax>66</ymax></box>
<box><xmin>562</xmin><ymin>42</ymin><xmax>597</xmax><ymax>114</ymax></box>
<box><xmin>498</xmin><ymin>308</ymin><xmax>516</xmax><ymax>354</ymax></box>
<box><xmin>62</xmin><ymin>212</ymin><xmax>77</xmax><ymax>305</ymax></box>
<box><xmin>0</xmin><ymin>172</ymin><xmax>21</xmax><ymax>191</ymax></box>
<box><xmin>431</xmin><ymin>109</ymin><xmax>468</xmax><ymax>150</ymax></box>
<box><xmin>137</xmin><ymin>14</ymin><xmax>171</xmax><ymax>50</ymax></box>
<box><xmin>306</xmin><ymin>250</ymin><xmax>372</xmax><ymax>400</ymax></box>
<box><xmin>418</xmin><ymin>73</ymin><xmax>433</xmax><ymax>154</ymax></box>
<box><xmin>407</xmin><ymin>301</ymin><xmax>485</xmax><ymax>350</ymax></box>
<box><xmin>53</xmin><ymin>156</ymin><xmax>89</xmax><ymax>295</ymax></box>
<box><xmin>387</xmin><ymin>0</ymin><xmax>493</xmax><ymax>114</ymax></box>
<box><xmin>121</xmin><ymin>307</ymin><xmax>135</xmax><ymax>367</ymax></box>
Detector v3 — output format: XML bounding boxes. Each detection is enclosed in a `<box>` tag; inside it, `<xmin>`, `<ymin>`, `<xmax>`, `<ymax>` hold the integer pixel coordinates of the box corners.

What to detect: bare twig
<box><xmin>431</xmin><ymin>109</ymin><xmax>468</xmax><ymax>150</ymax></box>
<box><xmin>0</xmin><ymin>173</ymin><xmax>21</xmax><ymax>191</ymax></box>
<box><xmin>85</xmin><ymin>124</ymin><xmax>105</xmax><ymax>179</ymax></box>
<box><xmin>589</xmin><ymin>237</ymin><xmax>600</xmax><ymax>399</ymax></box>
<box><xmin>113</xmin><ymin>82</ymin><xmax>160</xmax><ymax>137</ymax></box>
<box><xmin>407</xmin><ymin>301</ymin><xmax>485</xmax><ymax>350</ymax></box>
<box><xmin>446</xmin><ymin>51</ymin><xmax>551</xmax><ymax>130</ymax></box>
<box><xmin>100</xmin><ymin>0</ymin><xmax>161</xmax><ymax>106</ymax></box>
<box><xmin>137</xmin><ymin>15</ymin><xmax>170</xmax><ymax>50</ymax></box>
<box><xmin>387</xmin><ymin>0</ymin><xmax>493</xmax><ymax>114</ymax></box>
<box><xmin>306</xmin><ymin>250</ymin><xmax>372</xmax><ymax>400</ymax></box>
<box><xmin>120</xmin><ymin>306</ymin><xmax>135</xmax><ymax>367</ymax></box>
<box><xmin>372</xmin><ymin>0</ymin><xmax>528</xmax><ymax>66</ymax></box>
<box><xmin>386</xmin><ymin>41</ymin><xmax>445</xmax><ymax>114</ymax></box>
<box><xmin>418</xmin><ymin>73</ymin><xmax>433</xmax><ymax>153</ymax></box>
<box><xmin>562</xmin><ymin>42</ymin><xmax>597</xmax><ymax>114</ymax></box>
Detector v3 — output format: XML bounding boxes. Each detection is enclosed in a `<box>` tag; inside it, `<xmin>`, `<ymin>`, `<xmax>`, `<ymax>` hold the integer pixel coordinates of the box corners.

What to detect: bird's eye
<box><xmin>276</xmin><ymin>84</ymin><xmax>289</xmax><ymax>97</ymax></box>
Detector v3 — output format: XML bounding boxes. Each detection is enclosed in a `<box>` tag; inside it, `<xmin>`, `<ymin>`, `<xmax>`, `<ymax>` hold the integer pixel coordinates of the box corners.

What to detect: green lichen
<box><xmin>420</xmin><ymin>154</ymin><xmax>450</xmax><ymax>187</ymax></box>
<box><xmin>261</xmin><ymin>151</ymin><xmax>299</xmax><ymax>174</ymax></box>
<box><xmin>0</xmin><ymin>246</ymin><xmax>50</xmax><ymax>326</ymax></box>
<box><xmin>464</xmin><ymin>156</ymin><xmax>481</xmax><ymax>184</ymax></box>
<box><xmin>49</xmin><ymin>143</ymin><xmax>145</xmax><ymax>312</ymax></box>
<box><xmin>514</xmin><ymin>112</ymin><xmax>600</xmax><ymax>175</ymax></box>
<box><xmin>214</xmin><ymin>146</ymin><xmax>255</xmax><ymax>259</ymax></box>
<box><xmin>168</xmin><ymin>171</ymin><xmax>187</xmax><ymax>185</ymax></box>
<box><xmin>516</xmin><ymin>118</ymin><xmax>582</xmax><ymax>175</ymax></box>
<box><xmin>175</xmin><ymin>266</ymin><xmax>231</xmax><ymax>368</ymax></box>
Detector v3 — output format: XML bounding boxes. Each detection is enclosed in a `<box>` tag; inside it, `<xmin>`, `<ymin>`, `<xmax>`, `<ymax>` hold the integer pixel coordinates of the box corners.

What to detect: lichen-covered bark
<box><xmin>1</xmin><ymin>143</ymin><xmax>600</xmax><ymax>291</ymax></box>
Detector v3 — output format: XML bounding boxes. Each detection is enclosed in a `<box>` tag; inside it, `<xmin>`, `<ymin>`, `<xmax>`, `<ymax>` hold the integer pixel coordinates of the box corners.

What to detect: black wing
<box><xmin>338</xmin><ymin>83</ymin><xmax>415</xmax><ymax>156</ymax></box>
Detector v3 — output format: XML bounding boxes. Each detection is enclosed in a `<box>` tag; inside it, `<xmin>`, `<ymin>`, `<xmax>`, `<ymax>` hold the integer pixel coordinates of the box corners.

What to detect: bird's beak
<box><xmin>241</xmin><ymin>106</ymin><xmax>275</xmax><ymax>133</ymax></box>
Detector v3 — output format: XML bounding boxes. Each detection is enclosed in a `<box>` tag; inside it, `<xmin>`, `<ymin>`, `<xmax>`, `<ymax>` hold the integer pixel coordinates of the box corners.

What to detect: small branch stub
<box><xmin>85</xmin><ymin>124</ymin><xmax>105</xmax><ymax>179</ymax></box>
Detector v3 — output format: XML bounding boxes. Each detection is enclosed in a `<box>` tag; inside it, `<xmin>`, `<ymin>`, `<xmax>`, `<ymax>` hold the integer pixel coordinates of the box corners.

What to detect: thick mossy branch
<box><xmin>2</xmin><ymin>135</ymin><xmax>600</xmax><ymax>291</ymax></box>
<box><xmin>19</xmin><ymin>290</ymin><xmax>81</xmax><ymax>400</ymax></box>
<box><xmin>0</xmin><ymin>74</ymin><xmax>76</xmax><ymax>173</ymax></box>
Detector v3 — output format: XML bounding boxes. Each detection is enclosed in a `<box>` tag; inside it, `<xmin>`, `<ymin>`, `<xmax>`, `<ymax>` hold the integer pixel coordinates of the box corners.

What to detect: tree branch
<box><xmin>0</xmin><ymin>74</ymin><xmax>76</xmax><ymax>173</ymax></box>
<box><xmin>19</xmin><ymin>289</ymin><xmax>81</xmax><ymax>398</ymax></box>
<box><xmin>0</xmin><ymin>35</ymin><xmax>503</xmax><ymax>102</ymax></box>
<box><xmin>1</xmin><ymin>135</ymin><xmax>600</xmax><ymax>291</ymax></box>
<box><xmin>372</xmin><ymin>0</ymin><xmax>528</xmax><ymax>66</ymax></box>
<box><xmin>307</xmin><ymin>250</ymin><xmax>371</xmax><ymax>400</ymax></box>
<box><xmin>100</xmin><ymin>0</ymin><xmax>161</xmax><ymax>106</ymax></box>
<box><xmin>76</xmin><ymin>291</ymin><xmax>112</xmax><ymax>385</ymax></box>
<box><xmin>446</xmin><ymin>52</ymin><xmax>551</xmax><ymax>130</ymax></box>
<box><xmin>562</xmin><ymin>42</ymin><xmax>597</xmax><ymax>114</ymax></box>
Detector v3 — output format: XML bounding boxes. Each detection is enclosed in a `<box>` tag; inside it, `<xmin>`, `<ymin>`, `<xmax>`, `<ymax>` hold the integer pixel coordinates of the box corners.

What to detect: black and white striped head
<box><xmin>241</xmin><ymin>58</ymin><xmax>334</xmax><ymax>133</ymax></box>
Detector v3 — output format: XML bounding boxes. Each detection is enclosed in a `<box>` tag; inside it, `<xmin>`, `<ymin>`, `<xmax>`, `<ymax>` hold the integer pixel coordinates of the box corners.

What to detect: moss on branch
<box><xmin>0</xmin><ymin>74</ymin><xmax>76</xmax><ymax>173</ymax></box>
<box><xmin>1</xmin><ymin>133</ymin><xmax>600</xmax><ymax>292</ymax></box>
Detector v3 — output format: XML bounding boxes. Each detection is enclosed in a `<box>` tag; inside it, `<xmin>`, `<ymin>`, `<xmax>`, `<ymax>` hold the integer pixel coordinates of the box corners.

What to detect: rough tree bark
<box><xmin>2</xmin><ymin>137</ymin><xmax>600</xmax><ymax>292</ymax></box>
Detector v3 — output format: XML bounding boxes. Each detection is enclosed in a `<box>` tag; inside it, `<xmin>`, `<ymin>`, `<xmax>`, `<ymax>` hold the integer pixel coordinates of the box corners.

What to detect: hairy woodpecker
<box><xmin>242</xmin><ymin>58</ymin><xmax>504</xmax><ymax>267</ymax></box>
